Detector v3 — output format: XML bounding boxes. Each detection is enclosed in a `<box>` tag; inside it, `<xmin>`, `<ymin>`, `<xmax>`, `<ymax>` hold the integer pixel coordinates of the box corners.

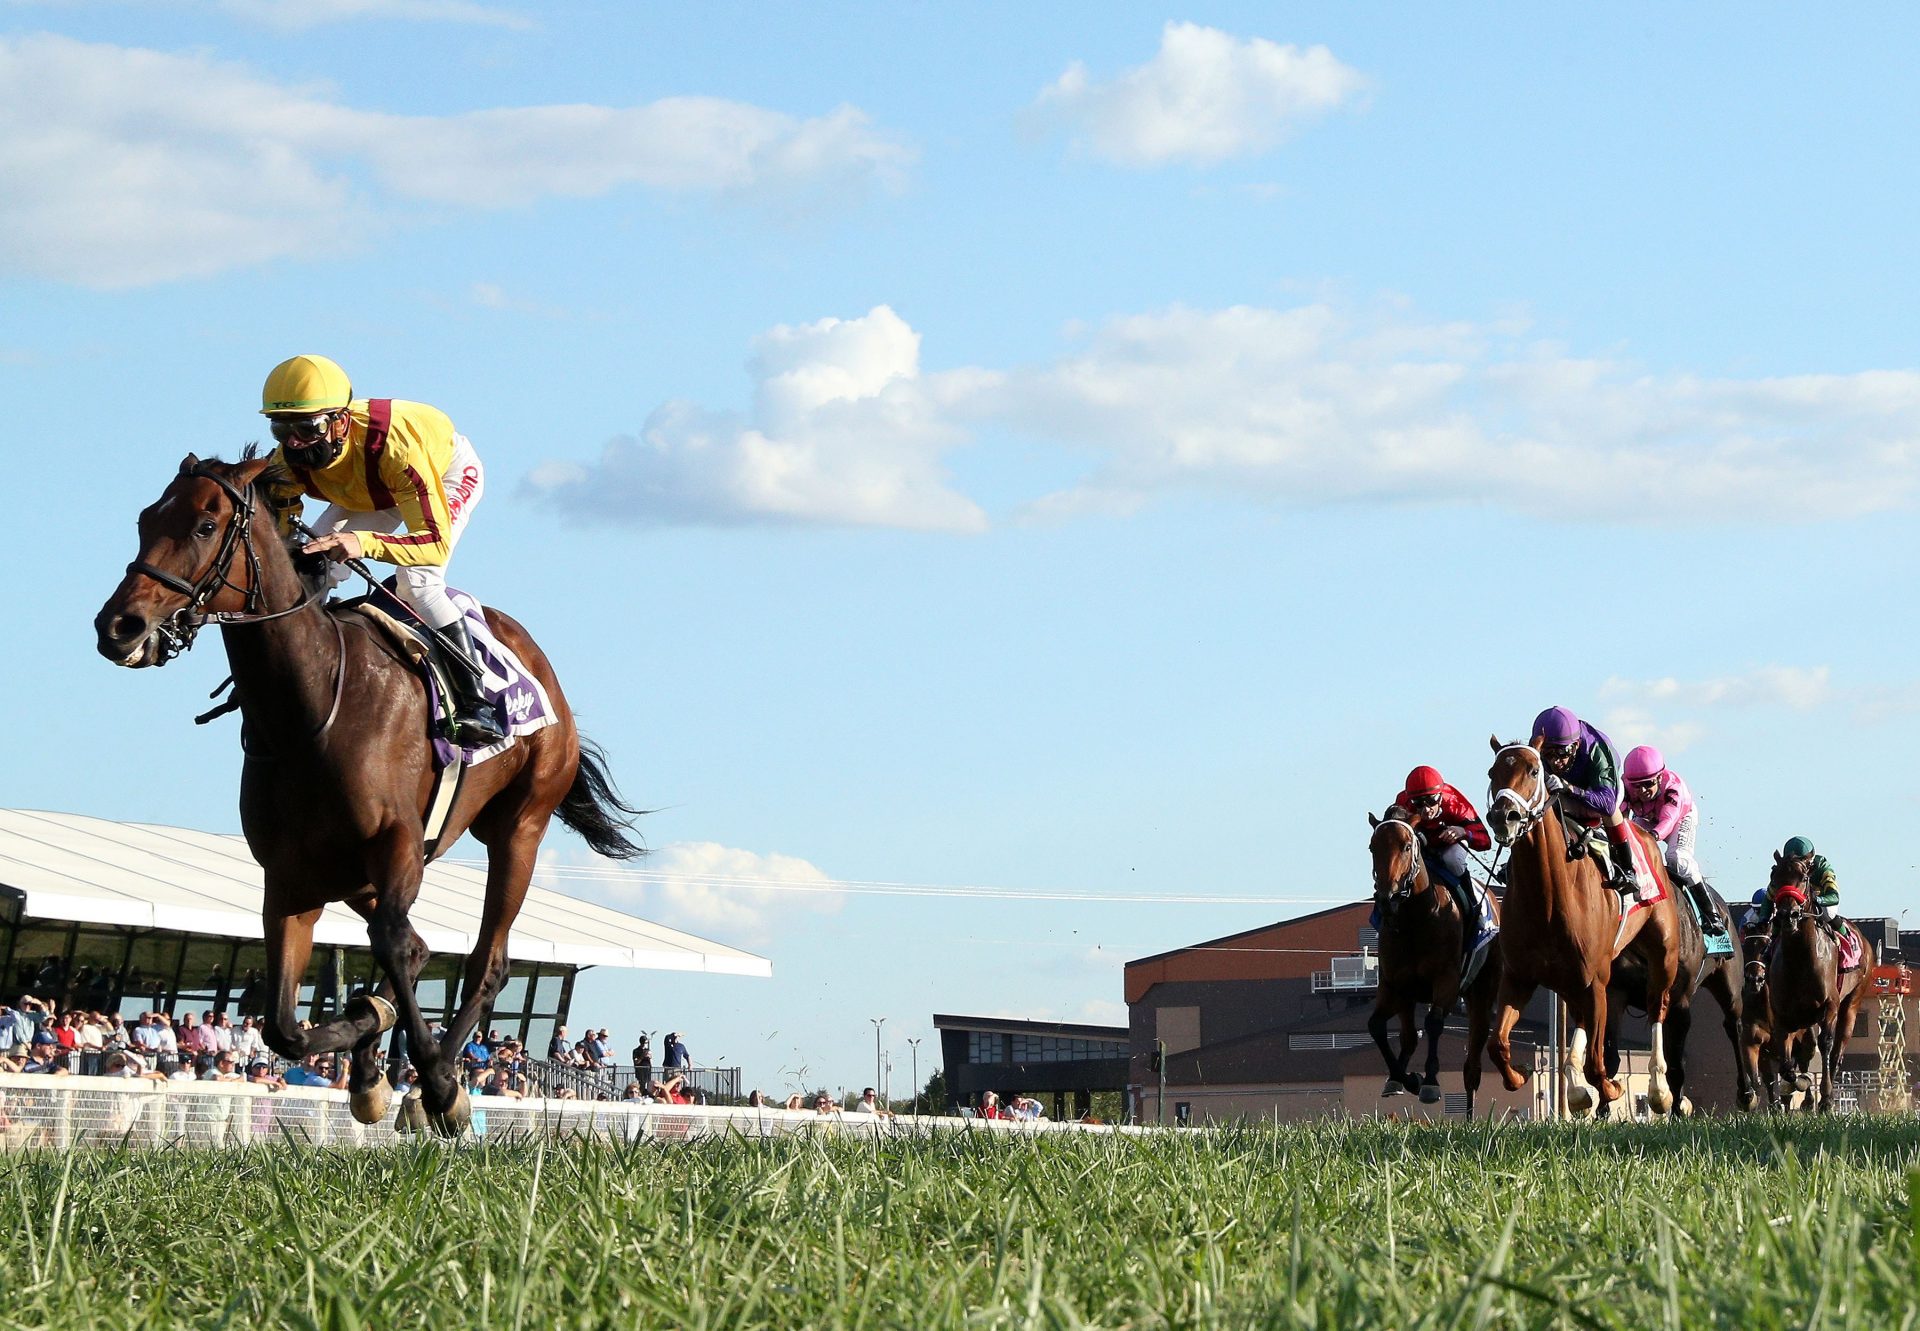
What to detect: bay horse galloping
<box><xmin>1740</xmin><ymin>854</ymin><xmax>1876</xmax><ymax>1113</ymax></box>
<box><xmin>1599</xmin><ymin>879</ymin><xmax>1745</xmax><ymax>1117</ymax></box>
<box><xmin>1365</xmin><ymin>811</ymin><xmax>1499</xmax><ymax>1113</ymax></box>
<box><xmin>1481</xmin><ymin>738</ymin><xmax>1685</xmax><ymax>1116</ymax></box>
<box><xmin>94</xmin><ymin>453</ymin><xmax>643</xmax><ymax>1134</ymax></box>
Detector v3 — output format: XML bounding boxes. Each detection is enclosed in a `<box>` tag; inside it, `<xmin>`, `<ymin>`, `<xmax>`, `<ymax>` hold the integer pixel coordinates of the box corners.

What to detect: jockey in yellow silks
<box><xmin>256</xmin><ymin>354</ymin><xmax>504</xmax><ymax>747</ymax></box>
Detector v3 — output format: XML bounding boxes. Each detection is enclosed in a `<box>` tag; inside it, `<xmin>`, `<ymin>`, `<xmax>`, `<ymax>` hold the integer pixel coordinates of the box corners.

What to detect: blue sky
<box><xmin>5</xmin><ymin>4</ymin><xmax>1918</xmax><ymax>1099</ymax></box>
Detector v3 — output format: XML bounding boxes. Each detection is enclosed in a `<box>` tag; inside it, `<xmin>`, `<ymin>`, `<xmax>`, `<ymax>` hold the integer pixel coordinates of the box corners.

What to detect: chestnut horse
<box><xmin>1482</xmin><ymin>738</ymin><xmax>1684</xmax><ymax>1116</ymax></box>
<box><xmin>1365</xmin><ymin>810</ymin><xmax>1499</xmax><ymax>1113</ymax></box>
<box><xmin>1599</xmin><ymin>879</ymin><xmax>1745</xmax><ymax>1117</ymax></box>
<box><xmin>94</xmin><ymin>453</ymin><xmax>644</xmax><ymax>1133</ymax></box>
<box><xmin>1740</xmin><ymin>855</ymin><xmax>1876</xmax><ymax>1113</ymax></box>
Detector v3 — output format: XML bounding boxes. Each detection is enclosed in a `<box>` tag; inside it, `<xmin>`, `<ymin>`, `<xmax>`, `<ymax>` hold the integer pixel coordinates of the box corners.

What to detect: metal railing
<box><xmin>1311</xmin><ymin>951</ymin><xmax>1379</xmax><ymax>993</ymax></box>
<box><xmin>0</xmin><ymin>1072</ymin><xmax>1134</xmax><ymax>1151</ymax></box>
<box><xmin>524</xmin><ymin>1059</ymin><xmax>739</xmax><ymax>1103</ymax></box>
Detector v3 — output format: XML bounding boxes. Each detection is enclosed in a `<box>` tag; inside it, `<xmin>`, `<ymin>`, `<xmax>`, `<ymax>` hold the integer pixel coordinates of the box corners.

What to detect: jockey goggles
<box><xmin>267</xmin><ymin>411</ymin><xmax>340</xmax><ymax>445</ymax></box>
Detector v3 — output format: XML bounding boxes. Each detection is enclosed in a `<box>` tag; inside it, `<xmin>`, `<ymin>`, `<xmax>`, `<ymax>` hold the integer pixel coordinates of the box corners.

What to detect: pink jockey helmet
<box><xmin>1623</xmin><ymin>745</ymin><xmax>1665</xmax><ymax>784</ymax></box>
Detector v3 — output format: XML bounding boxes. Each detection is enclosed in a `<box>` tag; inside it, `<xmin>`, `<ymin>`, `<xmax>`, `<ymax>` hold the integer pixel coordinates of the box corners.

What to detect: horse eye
<box><xmin>196</xmin><ymin>520</ymin><xmax>216</xmax><ymax>538</ymax></box>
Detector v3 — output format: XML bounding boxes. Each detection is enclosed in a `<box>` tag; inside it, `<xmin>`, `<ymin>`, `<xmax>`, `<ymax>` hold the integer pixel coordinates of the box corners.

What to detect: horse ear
<box><xmin>1487</xmin><ymin>734</ymin><xmax>1502</xmax><ymax>752</ymax></box>
<box><xmin>1772</xmin><ymin>850</ymin><xmax>1782</xmax><ymax>865</ymax></box>
<box><xmin>1367</xmin><ymin>812</ymin><xmax>1380</xmax><ymax>828</ymax></box>
<box><xmin>179</xmin><ymin>453</ymin><xmax>200</xmax><ymax>474</ymax></box>
<box><xmin>228</xmin><ymin>455</ymin><xmax>274</xmax><ymax>487</ymax></box>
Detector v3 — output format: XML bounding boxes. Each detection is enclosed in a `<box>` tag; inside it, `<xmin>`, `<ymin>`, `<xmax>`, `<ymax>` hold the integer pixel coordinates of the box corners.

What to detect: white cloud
<box><xmin>992</xmin><ymin>306</ymin><xmax>1920</xmax><ymax>524</ymax></box>
<box><xmin>559</xmin><ymin>841</ymin><xmax>844</xmax><ymax>945</ymax></box>
<box><xmin>528</xmin><ymin>298</ymin><xmax>1920</xmax><ymax>530</ymax></box>
<box><xmin>1600</xmin><ymin>667</ymin><xmax>1834</xmax><ymax>711</ymax></box>
<box><xmin>1032</xmin><ymin>22</ymin><xmax>1366</xmax><ymax>166</ymax></box>
<box><xmin>1597</xmin><ymin>707</ymin><xmax>1707</xmax><ymax>759</ymax></box>
<box><xmin>525</xmin><ymin>305</ymin><xmax>990</xmax><ymax>533</ymax></box>
<box><xmin>0</xmin><ymin>35</ymin><xmax>911</xmax><ymax>287</ymax></box>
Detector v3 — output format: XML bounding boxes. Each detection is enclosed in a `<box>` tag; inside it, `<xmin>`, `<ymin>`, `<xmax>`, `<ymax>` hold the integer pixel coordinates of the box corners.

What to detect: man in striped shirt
<box><xmin>257</xmin><ymin>354</ymin><xmax>504</xmax><ymax>747</ymax></box>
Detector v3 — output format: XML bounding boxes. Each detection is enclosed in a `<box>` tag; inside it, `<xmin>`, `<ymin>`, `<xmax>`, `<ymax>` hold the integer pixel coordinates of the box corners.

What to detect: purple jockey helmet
<box><xmin>1531</xmin><ymin>706</ymin><xmax>1580</xmax><ymax>747</ymax></box>
<box><xmin>1623</xmin><ymin>745</ymin><xmax>1665</xmax><ymax>784</ymax></box>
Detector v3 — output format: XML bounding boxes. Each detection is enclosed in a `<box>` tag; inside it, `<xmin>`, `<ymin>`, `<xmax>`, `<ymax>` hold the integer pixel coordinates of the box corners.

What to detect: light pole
<box><xmin>906</xmin><ymin>1037</ymin><xmax>922</xmax><ymax>1121</ymax></box>
<box><xmin>869</xmin><ymin>1016</ymin><xmax>885</xmax><ymax>1104</ymax></box>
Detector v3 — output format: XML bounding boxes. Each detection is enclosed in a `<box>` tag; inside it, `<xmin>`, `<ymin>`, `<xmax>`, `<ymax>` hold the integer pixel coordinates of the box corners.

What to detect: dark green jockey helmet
<box><xmin>1782</xmin><ymin>835</ymin><xmax>1816</xmax><ymax>858</ymax></box>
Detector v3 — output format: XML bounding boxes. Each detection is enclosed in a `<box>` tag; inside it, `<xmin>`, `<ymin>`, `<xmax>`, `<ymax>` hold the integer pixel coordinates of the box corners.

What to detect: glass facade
<box><xmin>966</xmin><ymin>1030</ymin><xmax>1125</xmax><ymax>1065</ymax></box>
<box><xmin>0</xmin><ymin>897</ymin><xmax>576</xmax><ymax>1043</ymax></box>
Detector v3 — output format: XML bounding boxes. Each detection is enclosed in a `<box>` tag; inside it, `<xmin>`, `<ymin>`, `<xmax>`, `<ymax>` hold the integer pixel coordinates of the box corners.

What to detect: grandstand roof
<box><xmin>0</xmin><ymin>809</ymin><xmax>771</xmax><ymax>978</ymax></box>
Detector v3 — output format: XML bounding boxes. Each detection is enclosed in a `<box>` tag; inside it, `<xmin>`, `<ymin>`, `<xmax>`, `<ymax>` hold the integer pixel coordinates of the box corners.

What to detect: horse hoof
<box><xmin>1499</xmin><ymin>1068</ymin><xmax>1527</xmax><ymax>1092</ymax></box>
<box><xmin>1418</xmin><ymin>1085</ymin><xmax>1442</xmax><ymax>1105</ymax></box>
<box><xmin>1598</xmin><ymin>1078</ymin><xmax>1624</xmax><ymax>1104</ymax></box>
<box><xmin>351</xmin><ymin>1079</ymin><xmax>393</xmax><ymax>1126</ymax></box>
<box><xmin>1381</xmin><ymin>1083</ymin><xmax>1407</xmax><ymax>1098</ymax></box>
<box><xmin>395</xmin><ymin>1092</ymin><xmax>428</xmax><ymax>1135</ymax></box>
<box><xmin>1566</xmin><ymin>1083</ymin><xmax>1595</xmax><ymax>1116</ymax></box>
<box><xmin>347</xmin><ymin>993</ymin><xmax>397</xmax><ymax>1035</ymax></box>
<box><xmin>1647</xmin><ymin>1091</ymin><xmax>1672</xmax><ymax>1117</ymax></box>
<box><xmin>1792</xmin><ymin>1073</ymin><xmax>1812</xmax><ymax>1093</ymax></box>
<box><xmin>429</xmin><ymin>1085</ymin><xmax>471</xmax><ymax>1137</ymax></box>
<box><xmin>1676</xmin><ymin>1096</ymin><xmax>1694</xmax><ymax>1119</ymax></box>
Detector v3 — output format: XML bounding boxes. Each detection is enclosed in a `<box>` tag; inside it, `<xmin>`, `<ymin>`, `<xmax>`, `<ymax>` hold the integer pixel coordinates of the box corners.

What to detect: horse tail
<box><xmin>557</xmin><ymin>733</ymin><xmax>648</xmax><ymax>860</ymax></box>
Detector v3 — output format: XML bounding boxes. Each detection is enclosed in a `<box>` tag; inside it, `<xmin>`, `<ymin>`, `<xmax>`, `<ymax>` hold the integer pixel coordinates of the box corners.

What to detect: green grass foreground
<box><xmin>0</xmin><ymin>1119</ymin><xmax>1915</xmax><ymax>1330</ymax></box>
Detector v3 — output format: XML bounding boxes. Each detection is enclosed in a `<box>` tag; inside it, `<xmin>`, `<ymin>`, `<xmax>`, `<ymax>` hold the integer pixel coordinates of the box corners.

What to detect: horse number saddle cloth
<box><xmin>1564</xmin><ymin>820</ymin><xmax>1666</xmax><ymax>909</ymax></box>
<box><xmin>341</xmin><ymin>584</ymin><xmax>557</xmax><ymax>769</ymax></box>
<box><xmin>1836</xmin><ymin>922</ymin><xmax>1865</xmax><ymax>972</ymax></box>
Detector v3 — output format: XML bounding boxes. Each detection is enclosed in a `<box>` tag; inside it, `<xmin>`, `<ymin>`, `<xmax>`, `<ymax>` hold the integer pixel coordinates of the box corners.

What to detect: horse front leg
<box><xmin>1419</xmin><ymin>996</ymin><xmax>1450</xmax><ymax>1103</ymax></box>
<box><xmin>1368</xmin><ymin>998</ymin><xmax>1412</xmax><ymax>1096</ymax></box>
<box><xmin>1812</xmin><ymin>1020</ymin><xmax>1837</xmax><ymax>1114</ymax></box>
<box><xmin>1664</xmin><ymin>1003</ymin><xmax>1693</xmax><ymax>1117</ymax></box>
<box><xmin>1597</xmin><ymin>996</ymin><xmax>1623</xmax><ymax>1120</ymax></box>
<box><xmin>1461</xmin><ymin>971</ymin><xmax>1493</xmax><ymax>1118</ymax></box>
<box><xmin>260</xmin><ymin>904</ymin><xmax>394</xmax><ymax>1062</ymax></box>
<box><xmin>1644</xmin><ymin>980</ymin><xmax>1675</xmax><ymax>1117</ymax></box>
<box><xmin>1569</xmin><ymin>981</ymin><xmax>1617</xmax><ymax>1115</ymax></box>
<box><xmin>1487</xmin><ymin>974</ymin><xmax>1536</xmax><ymax>1094</ymax></box>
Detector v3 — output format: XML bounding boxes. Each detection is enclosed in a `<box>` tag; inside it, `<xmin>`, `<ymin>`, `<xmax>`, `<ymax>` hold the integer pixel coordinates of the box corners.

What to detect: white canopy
<box><xmin>0</xmin><ymin>808</ymin><xmax>771</xmax><ymax>978</ymax></box>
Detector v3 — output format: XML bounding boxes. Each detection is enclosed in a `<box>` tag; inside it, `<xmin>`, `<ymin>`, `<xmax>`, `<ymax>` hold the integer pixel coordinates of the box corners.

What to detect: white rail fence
<box><xmin>0</xmin><ymin>1074</ymin><xmax>1128</xmax><ymax>1150</ymax></box>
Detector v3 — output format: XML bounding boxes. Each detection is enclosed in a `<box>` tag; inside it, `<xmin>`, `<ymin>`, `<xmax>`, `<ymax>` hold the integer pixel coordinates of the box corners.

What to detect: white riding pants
<box><xmin>1663</xmin><ymin>809</ymin><xmax>1700</xmax><ymax>884</ymax></box>
<box><xmin>315</xmin><ymin>433</ymin><xmax>483</xmax><ymax>630</ymax></box>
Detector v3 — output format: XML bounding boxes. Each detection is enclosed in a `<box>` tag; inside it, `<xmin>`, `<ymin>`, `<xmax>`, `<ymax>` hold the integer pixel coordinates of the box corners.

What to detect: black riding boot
<box><xmin>435</xmin><ymin>620</ymin><xmax>505</xmax><ymax>748</ymax></box>
<box><xmin>1606</xmin><ymin>834</ymin><xmax>1639</xmax><ymax>894</ymax></box>
<box><xmin>1686</xmin><ymin>879</ymin><xmax>1724</xmax><ymax>935</ymax></box>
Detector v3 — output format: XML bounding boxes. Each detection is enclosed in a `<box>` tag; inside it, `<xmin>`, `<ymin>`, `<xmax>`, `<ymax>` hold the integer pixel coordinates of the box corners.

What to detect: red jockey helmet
<box><xmin>1404</xmin><ymin>766</ymin><xmax>1445</xmax><ymax>797</ymax></box>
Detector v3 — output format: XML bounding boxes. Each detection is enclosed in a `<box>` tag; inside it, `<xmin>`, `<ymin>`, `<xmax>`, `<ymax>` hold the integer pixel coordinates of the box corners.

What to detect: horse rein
<box><xmin>124</xmin><ymin>461</ymin><xmax>328</xmax><ymax>663</ymax></box>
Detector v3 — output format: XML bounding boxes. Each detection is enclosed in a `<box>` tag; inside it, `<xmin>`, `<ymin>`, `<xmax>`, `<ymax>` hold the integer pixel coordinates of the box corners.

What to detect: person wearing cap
<box><xmin>255</xmin><ymin>354</ymin><xmax>504</xmax><ymax>747</ymax></box>
<box><xmin>1531</xmin><ymin>706</ymin><xmax>1638</xmax><ymax>894</ymax></box>
<box><xmin>1389</xmin><ymin>765</ymin><xmax>1497</xmax><ymax>961</ymax></box>
<box><xmin>1622</xmin><ymin>746</ymin><xmax>1726</xmax><ymax>938</ymax></box>
<box><xmin>663</xmin><ymin>1032</ymin><xmax>688</xmax><ymax>1070</ymax></box>
<box><xmin>1747</xmin><ymin>835</ymin><xmax>1841</xmax><ymax>929</ymax></box>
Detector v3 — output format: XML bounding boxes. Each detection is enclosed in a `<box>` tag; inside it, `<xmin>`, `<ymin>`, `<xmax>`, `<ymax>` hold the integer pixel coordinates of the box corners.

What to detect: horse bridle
<box><xmin>124</xmin><ymin>460</ymin><xmax>325</xmax><ymax>664</ymax></box>
<box><xmin>1488</xmin><ymin>743</ymin><xmax>1550</xmax><ymax>837</ymax></box>
<box><xmin>1372</xmin><ymin>817</ymin><xmax>1424</xmax><ymax>914</ymax></box>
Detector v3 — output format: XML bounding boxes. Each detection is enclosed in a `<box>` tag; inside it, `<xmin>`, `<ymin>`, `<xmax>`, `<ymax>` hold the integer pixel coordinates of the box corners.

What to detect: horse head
<box><xmin>1746</xmin><ymin>855</ymin><xmax>1814</xmax><ymax>990</ymax></box>
<box><xmin>1483</xmin><ymin>734</ymin><xmax>1549</xmax><ymax>847</ymax></box>
<box><xmin>1368</xmin><ymin>809</ymin><xmax>1426</xmax><ymax>917</ymax></box>
<box><xmin>94</xmin><ymin>451</ymin><xmax>285</xmax><ymax>667</ymax></box>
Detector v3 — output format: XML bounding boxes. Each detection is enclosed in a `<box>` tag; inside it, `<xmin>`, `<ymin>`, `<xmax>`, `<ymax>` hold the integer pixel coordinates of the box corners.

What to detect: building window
<box><xmin>967</xmin><ymin>1031</ymin><xmax>1005</xmax><ymax>1064</ymax></box>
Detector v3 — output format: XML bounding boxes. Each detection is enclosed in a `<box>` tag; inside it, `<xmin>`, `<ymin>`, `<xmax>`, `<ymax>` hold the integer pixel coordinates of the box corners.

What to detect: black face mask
<box><xmin>283</xmin><ymin>436</ymin><xmax>346</xmax><ymax>468</ymax></box>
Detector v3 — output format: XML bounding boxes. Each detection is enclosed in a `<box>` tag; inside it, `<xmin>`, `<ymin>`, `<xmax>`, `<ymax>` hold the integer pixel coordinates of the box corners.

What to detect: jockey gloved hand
<box><xmin>1434</xmin><ymin>826</ymin><xmax>1468</xmax><ymax>847</ymax></box>
<box><xmin>1545</xmin><ymin>774</ymin><xmax>1567</xmax><ymax>796</ymax></box>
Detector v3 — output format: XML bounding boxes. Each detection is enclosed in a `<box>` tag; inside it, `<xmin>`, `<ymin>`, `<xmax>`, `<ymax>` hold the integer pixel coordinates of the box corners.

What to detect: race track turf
<box><xmin>1</xmin><ymin>1118</ymin><xmax>1915</xmax><ymax>1329</ymax></box>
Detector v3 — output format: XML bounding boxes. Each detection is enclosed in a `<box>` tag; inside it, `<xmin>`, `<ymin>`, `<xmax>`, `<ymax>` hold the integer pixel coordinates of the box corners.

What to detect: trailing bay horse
<box><xmin>1598</xmin><ymin>879</ymin><xmax>1745</xmax><ymax>1117</ymax></box>
<box><xmin>94</xmin><ymin>452</ymin><xmax>644</xmax><ymax>1134</ymax></box>
<box><xmin>1365</xmin><ymin>810</ymin><xmax>1499</xmax><ymax>1113</ymax></box>
<box><xmin>1481</xmin><ymin>738</ymin><xmax>1685</xmax><ymax>1116</ymax></box>
<box><xmin>1740</xmin><ymin>854</ymin><xmax>1876</xmax><ymax>1113</ymax></box>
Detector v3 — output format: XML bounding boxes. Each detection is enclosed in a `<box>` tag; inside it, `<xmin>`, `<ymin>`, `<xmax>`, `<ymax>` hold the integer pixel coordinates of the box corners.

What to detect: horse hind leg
<box><xmin>434</xmin><ymin>820</ymin><xmax>543</xmax><ymax>1129</ymax></box>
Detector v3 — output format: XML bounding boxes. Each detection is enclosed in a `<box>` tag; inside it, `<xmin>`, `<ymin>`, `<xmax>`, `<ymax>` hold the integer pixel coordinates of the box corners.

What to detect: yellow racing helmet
<box><xmin>260</xmin><ymin>355</ymin><xmax>352</xmax><ymax>415</ymax></box>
